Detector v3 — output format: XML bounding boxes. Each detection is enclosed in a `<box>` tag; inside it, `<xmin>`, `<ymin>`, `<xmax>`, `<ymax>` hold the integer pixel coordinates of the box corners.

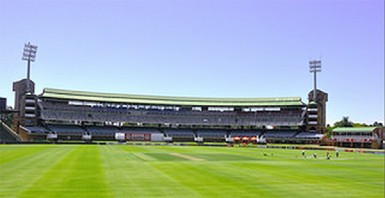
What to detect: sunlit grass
<box><xmin>0</xmin><ymin>144</ymin><xmax>383</xmax><ymax>197</ymax></box>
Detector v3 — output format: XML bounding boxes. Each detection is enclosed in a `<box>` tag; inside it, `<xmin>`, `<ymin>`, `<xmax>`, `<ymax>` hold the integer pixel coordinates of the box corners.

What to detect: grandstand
<box><xmin>330</xmin><ymin>127</ymin><xmax>384</xmax><ymax>149</ymax></box>
<box><xmin>0</xmin><ymin>121</ymin><xmax>20</xmax><ymax>143</ymax></box>
<box><xmin>13</xmin><ymin>88</ymin><xmax>324</xmax><ymax>143</ymax></box>
<box><xmin>0</xmin><ymin>99</ymin><xmax>20</xmax><ymax>142</ymax></box>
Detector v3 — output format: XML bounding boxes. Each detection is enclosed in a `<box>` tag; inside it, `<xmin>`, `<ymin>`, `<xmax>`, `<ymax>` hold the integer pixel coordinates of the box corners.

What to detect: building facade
<box><xmin>306</xmin><ymin>89</ymin><xmax>328</xmax><ymax>133</ymax></box>
<box><xmin>331</xmin><ymin>127</ymin><xmax>384</xmax><ymax>149</ymax></box>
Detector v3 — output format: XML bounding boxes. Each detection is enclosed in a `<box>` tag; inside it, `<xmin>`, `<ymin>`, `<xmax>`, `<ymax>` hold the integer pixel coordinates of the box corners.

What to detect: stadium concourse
<box><xmin>13</xmin><ymin>88</ymin><xmax>324</xmax><ymax>144</ymax></box>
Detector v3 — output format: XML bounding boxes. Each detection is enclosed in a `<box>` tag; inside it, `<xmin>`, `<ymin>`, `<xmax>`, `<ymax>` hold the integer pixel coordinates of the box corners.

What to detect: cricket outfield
<box><xmin>0</xmin><ymin>144</ymin><xmax>383</xmax><ymax>197</ymax></box>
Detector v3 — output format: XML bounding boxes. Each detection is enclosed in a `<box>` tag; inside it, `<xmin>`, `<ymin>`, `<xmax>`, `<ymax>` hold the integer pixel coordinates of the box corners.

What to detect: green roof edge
<box><xmin>332</xmin><ymin>127</ymin><xmax>379</xmax><ymax>133</ymax></box>
<box><xmin>41</xmin><ymin>88</ymin><xmax>306</xmax><ymax>107</ymax></box>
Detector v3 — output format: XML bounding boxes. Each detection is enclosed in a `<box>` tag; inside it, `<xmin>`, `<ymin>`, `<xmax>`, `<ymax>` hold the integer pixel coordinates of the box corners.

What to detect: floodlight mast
<box><xmin>309</xmin><ymin>60</ymin><xmax>321</xmax><ymax>101</ymax></box>
<box><xmin>22</xmin><ymin>42</ymin><xmax>38</xmax><ymax>93</ymax></box>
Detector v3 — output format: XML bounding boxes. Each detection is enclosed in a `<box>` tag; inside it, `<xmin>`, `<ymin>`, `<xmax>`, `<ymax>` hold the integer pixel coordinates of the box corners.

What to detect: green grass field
<box><xmin>0</xmin><ymin>144</ymin><xmax>384</xmax><ymax>198</ymax></box>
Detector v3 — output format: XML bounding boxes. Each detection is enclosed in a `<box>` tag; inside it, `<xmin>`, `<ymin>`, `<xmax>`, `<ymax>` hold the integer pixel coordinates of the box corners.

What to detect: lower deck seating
<box><xmin>163</xmin><ymin>128</ymin><xmax>194</xmax><ymax>137</ymax></box>
<box><xmin>86</xmin><ymin>126</ymin><xmax>120</xmax><ymax>136</ymax></box>
<box><xmin>122</xmin><ymin>127</ymin><xmax>162</xmax><ymax>134</ymax></box>
<box><xmin>295</xmin><ymin>132</ymin><xmax>323</xmax><ymax>139</ymax></box>
<box><xmin>196</xmin><ymin>129</ymin><xmax>227</xmax><ymax>138</ymax></box>
<box><xmin>264</xmin><ymin>131</ymin><xmax>297</xmax><ymax>138</ymax></box>
<box><xmin>23</xmin><ymin>123</ymin><xmax>320</xmax><ymax>143</ymax></box>
<box><xmin>230</xmin><ymin>130</ymin><xmax>261</xmax><ymax>137</ymax></box>
<box><xmin>25</xmin><ymin>126</ymin><xmax>50</xmax><ymax>134</ymax></box>
<box><xmin>47</xmin><ymin>125</ymin><xmax>86</xmax><ymax>135</ymax></box>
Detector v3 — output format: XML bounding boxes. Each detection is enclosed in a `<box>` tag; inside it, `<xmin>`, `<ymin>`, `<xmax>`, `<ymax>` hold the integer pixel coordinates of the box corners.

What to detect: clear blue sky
<box><xmin>0</xmin><ymin>0</ymin><xmax>383</xmax><ymax>125</ymax></box>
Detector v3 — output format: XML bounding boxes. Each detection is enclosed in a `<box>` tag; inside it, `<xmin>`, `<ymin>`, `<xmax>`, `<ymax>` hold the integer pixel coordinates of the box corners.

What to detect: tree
<box><xmin>325</xmin><ymin>124</ymin><xmax>334</xmax><ymax>138</ymax></box>
<box><xmin>353</xmin><ymin>123</ymin><xmax>368</xmax><ymax>127</ymax></box>
<box><xmin>334</xmin><ymin>116</ymin><xmax>354</xmax><ymax>127</ymax></box>
<box><xmin>372</xmin><ymin>121</ymin><xmax>383</xmax><ymax>127</ymax></box>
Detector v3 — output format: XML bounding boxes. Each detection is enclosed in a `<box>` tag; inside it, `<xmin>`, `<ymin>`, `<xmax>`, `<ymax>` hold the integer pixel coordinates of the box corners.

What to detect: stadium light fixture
<box><xmin>22</xmin><ymin>42</ymin><xmax>38</xmax><ymax>93</ymax></box>
<box><xmin>309</xmin><ymin>60</ymin><xmax>321</xmax><ymax>101</ymax></box>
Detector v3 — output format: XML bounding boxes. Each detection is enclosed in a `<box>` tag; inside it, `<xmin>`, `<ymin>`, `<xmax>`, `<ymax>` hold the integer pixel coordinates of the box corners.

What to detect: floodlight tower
<box><xmin>22</xmin><ymin>42</ymin><xmax>38</xmax><ymax>93</ymax></box>
<box><xmin>309</xmin><ymin>60</ymin><xmax>321</xmax><ymax>101</ymax></box>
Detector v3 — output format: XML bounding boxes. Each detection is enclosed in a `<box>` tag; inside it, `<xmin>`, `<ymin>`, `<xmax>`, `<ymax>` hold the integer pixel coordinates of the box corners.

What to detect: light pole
<box><xmin>22</xmin><ymin>42</ymin><xmax>38</xmax><ymax>93</ymax></box>
<box><xmin>309</xmin><ymin>60</ymin><xmax>321</xmax><ymax>101</ymax></box>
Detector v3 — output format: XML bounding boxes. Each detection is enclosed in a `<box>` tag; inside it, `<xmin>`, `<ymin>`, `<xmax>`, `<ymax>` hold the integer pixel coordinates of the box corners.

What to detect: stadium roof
<box><xmin>332</xmin><ymin>127</ymin><xmax>379</xmax><ymax>133</ymax></box>
<box><xmin>41</xmin><ymin>88</ymin><xmax>306</xmax><ymax>107</ymax></box>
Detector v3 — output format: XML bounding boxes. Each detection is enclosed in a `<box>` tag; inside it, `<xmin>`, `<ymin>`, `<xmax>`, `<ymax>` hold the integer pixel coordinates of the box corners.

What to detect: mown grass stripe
<box><xmin>0</xmin><ymin>145</ymin><xmax>53</xmax><ymax>165</ymax></box>
<box><xmin>18</xmin><ymin>145</ymin><xmax>112</xmax><ymax>198</ymax></box>
<box><xmin>0</xmin><ymin>145</ymin><xmax>383</xmax><ymax>198</ymax></box>
<box><xmin>100</xmin><ymin>145</ymin><xmax>201</xmax><ymax>197</ymax></box>
<box><xmin>0</xmin><ymin>145</ymin><xmax>76</xmax><ymax>198</ymax></box>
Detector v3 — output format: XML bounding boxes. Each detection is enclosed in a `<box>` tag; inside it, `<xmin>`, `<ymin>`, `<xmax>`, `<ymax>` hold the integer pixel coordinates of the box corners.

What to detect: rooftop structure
<box><xmin>41</xmin><ymin>88</ymin><xmax>305</xmax><ymax>107</ymax></box>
